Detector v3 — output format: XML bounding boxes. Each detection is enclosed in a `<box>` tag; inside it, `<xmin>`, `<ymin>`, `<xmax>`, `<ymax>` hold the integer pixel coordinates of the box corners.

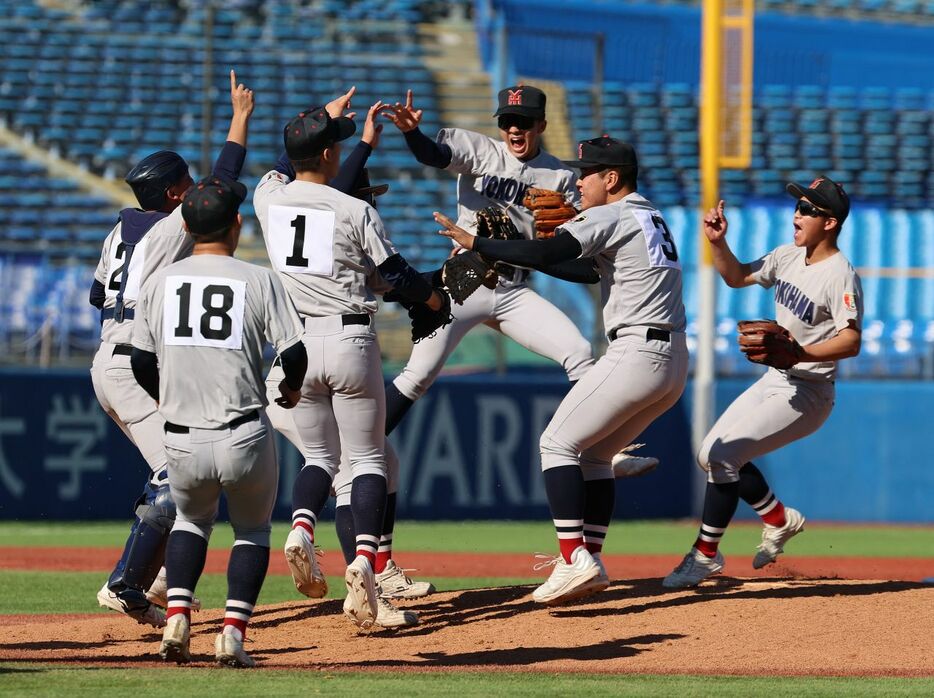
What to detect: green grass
<box><xmin>1</xmin><ymin>520</ymin><xmax>931</xmax><ymax>558</ymax></box>
<box><xmin>0</xmin><ymin>570</ymin><xmax>535</xmax><ymax>615</ymax></box>
<box><xmin>1</xmin><ymin>665</ymin><xmax>931</xmax><ymax>697</ymax></box>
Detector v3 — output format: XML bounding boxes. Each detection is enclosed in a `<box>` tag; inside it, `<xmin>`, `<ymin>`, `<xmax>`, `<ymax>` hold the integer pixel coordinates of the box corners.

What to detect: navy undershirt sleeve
<box><xmin>472</xmin><ymin>231</ymin><xmax>583</xmax><ymax>268</ymax></box>
<box><xmin>330</xmin><ymin>142</ymin><xmax>373</xmax><ymax>194</ymax></box>
<box><xmin>377</xmin><ymin>254</ymin><xmax>434</xmax><ymax>304</ymax></box>
<box><xmin>278</xmin><ymin>341</ymin><xmax>308</xmax><ymax>391</ymax></box>
<box><xmin>403</xmin><ymin>127</ymin><xmax>452</xmax><ymax>169</ymax></box>
<box><xmin>130</xmin><ymin>348</ymin><xmax>160</xmax><ymax>402</ymax></box>
<box><xmin>211</xmin><ymin>141</ymin><xmax>247</xmax><ymax>181</ymax></box>
<box><xmin>89</xmin><ymin>279</ymin><xmax>105</xmax><ymax>309</ymax></box>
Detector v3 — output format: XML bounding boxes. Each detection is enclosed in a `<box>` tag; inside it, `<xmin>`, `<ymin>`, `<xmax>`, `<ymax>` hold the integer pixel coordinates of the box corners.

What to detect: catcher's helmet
<box><xmin>125</xmin><ymin>151</ymin><xmax>190</xmax><ymax>211</ymax></box>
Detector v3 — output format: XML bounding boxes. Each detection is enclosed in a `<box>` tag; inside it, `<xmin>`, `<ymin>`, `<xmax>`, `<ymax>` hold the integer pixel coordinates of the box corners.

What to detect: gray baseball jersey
<box><xmin>560</xmin><ymin>192</ymin><xmax>687</xmax><ymax>334</ymax></box>
<box><xmin>132</xmin><ymin>254</ymin><xmax>304</xmax><ymax>428</ymax></box>
<box><xmin>538</xmin><ymin>193</ymin><xmax>689</xmax><ymax>475</ymax></box>
<box><xmin>253</xmin><ymin>171</ymin><xmax>397</xmax><ymax>317</ymax></box>
<box><xmin>750</xmin><ymin>245</ymin><xmax>863</xmax><ymax>381</ymax></box>
<box><xmin>93</xmin><ymin>207</ymin><xmax>194</xmax><ymax>345</ymax></box>
<box><xmin>439</xmin><ymin>128</ymin><xmax>579</xmax><ymax>284</ymax></box>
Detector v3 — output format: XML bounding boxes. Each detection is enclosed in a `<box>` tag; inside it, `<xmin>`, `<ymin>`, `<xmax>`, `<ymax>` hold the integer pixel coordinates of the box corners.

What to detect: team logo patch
<box><xmin>572</xmin><ymin>215</ymin><xmax>587</xmax><ymax>223</ymax></box>
<box><xmin>810</xmin><ymin>177</ymin><xmax>825</xmax><ymax>188</ymax></box>
<box><xmin>508</xmin><ymin>88</ymin><xmax>523</xmax><ymax>105</ymax></box>
<box><xmin>843</xmin><ymin>291</ymin><xmax>857</xmax><ymax>312</ymax></box>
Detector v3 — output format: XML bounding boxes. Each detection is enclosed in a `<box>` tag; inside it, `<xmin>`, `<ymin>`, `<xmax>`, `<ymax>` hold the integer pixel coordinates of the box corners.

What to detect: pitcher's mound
<box><xmin>2</xmin><ymin>578</ymin><xmax>932</xmax><ymax>676</ymax></box>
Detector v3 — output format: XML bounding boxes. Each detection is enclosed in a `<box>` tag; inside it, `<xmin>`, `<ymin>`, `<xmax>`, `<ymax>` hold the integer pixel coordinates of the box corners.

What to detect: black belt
<box><xmin>164</xmin><ymin>410</ymin><xmax>259</xmax><ymax>434</ymax></box>
<box><xmin>112</xmin><ymin>344</ymin><xmax>134</xmax><ymax>356</ymax></box>
<box><xmin>342</xmin><ymin>314</ymin><xmax>370</xmax><ymax>326</ymax></box>
<box><xmin>607</xmin><ymin>327</ymin><xmax>670</xmax><ymax>343</ymax></box>
<box><xmin>102</xmin><ymin>308</ymin><xmax>135</xmax><ymax>321</ymax></box>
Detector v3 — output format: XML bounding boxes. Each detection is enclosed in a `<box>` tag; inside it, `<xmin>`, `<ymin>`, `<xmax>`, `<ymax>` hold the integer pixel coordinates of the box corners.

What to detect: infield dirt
<box><xmin>2</xmin><ymin>555</ymin><xmax>932</xmax><ymax>677</ymax></box>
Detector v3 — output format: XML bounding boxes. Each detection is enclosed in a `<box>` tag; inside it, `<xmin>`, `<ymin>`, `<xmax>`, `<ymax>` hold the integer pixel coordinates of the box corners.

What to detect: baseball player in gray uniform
<box><xmin>253</xmin><ymin>102</ymin><xmax>447</xmax><ymax>629</ymax></box>
<box><xmin>132</xmin><ymin>175</ymin><xmax>307</xmax><ymax>668</ymax></box>
<box><xmin>89</xmin><ymin>72</ymin><xmax>253</xmax><ymax>626</ymax></box>
<box><xmin>664</xmin><ymin>177</ymin><xmax>862</xmax><ymax>588</ymax></box>
<box><xmin>437</xmin><ymin>136</ymin><xmax>688</xmax><ymax>605</ymax></box>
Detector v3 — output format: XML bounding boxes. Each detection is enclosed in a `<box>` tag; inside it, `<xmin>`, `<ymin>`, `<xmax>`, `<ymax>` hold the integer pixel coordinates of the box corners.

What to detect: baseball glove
<box><xmin>523</xmin><ymin>188</ymin><xmax>578</xmax><ymax>239</ymax></box>
<box><xmin>385</xmin><ymin>287</ymin><xmax>454</xmax><ymax>343</ymax></box>
<box><xmin>736</xmin><ymin>319</ymin><xmax>803</xmax><ymax>370</ymax></box>
<box><xmin>442</xmin><ymin>207</ymin><xmax>521</xmax><ymax>304</ymax></box>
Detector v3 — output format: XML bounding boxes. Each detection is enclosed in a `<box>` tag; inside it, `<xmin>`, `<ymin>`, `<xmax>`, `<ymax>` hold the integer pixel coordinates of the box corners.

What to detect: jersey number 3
<box><xmin>163</xmin><ymin>276</ymin><xmax>246</xmax><ymax>350</ymax></box>
<box><xmin>634</xmin><ymin>210</ymin><xmax>681</xmax><ymax>270</ymax></box>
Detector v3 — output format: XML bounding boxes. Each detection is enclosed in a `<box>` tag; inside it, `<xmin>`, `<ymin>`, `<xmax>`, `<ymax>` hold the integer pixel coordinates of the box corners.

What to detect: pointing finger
<box><xmin>230</xmin><ymin>69</ymin><xmax>236</xmax><ymax>92</ymax></box>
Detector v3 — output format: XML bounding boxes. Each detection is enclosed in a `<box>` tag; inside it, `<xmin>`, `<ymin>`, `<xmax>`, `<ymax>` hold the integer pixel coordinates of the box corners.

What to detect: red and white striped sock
<box><xmin>355</xmin><ymin>534</ymin><xmax>378</xmax><ymax>566</ymax></box>
<box><xmin>165</xmin><ymin>587</ymin><xmax>195</xmax><ymax>622</ymax></box>
<box><xmin>750</xmin><ymin>490</ymin><xmax>787</xmax><ymax>527</ymax></box>
<box><xmin>374</xmin><ymin>533</ymin><xmax>392</xmax><ymax>574</ymax></box>
<box><xmin>583</xmin><ymin>524</ymin><xmax>608</xmax><ymax>555</ymax></box>
<box><xmin>223</xmin><ymin>600</ymin><xmax>253</xmax><ymax>640</ymax></box>
<box><xmin>694</xmin><ymin>523</ymin><xmax>726</xmax><ymax>558</ymax></box>
<box><xmin>554</xmin><ymin>518</ymin><xmax>585</xmax><ymax>563</ymax></box>
<box><xmin>291</xmin><ymin>508</ymin><xmax>316</xmax><ymax>539</ymax></box>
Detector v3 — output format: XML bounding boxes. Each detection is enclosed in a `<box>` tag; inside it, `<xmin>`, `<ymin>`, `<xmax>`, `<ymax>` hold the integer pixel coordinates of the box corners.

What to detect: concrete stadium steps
<box><xmin>418</xmin><ymin>21</ymin><xmax>497</xmax><ymax>138</ymax></box>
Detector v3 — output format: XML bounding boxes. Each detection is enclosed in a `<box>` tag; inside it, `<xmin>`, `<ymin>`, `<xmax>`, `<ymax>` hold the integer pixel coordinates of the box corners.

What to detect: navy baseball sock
<box><xmin>739</xmin><ymin>462</ymin><xmax>787</xmax><ymax>527</ymax></box>
<box><xmin>291</xmin><ymin>464</ymin><xmax>332</xmax><ymax>539</ymax></box>
<box><xmin>583</xmin><ymin>478</ymin><xmax>615</xmax><ymax>555</ymax></box>
<box><xmin>694</xmin><ymin>481</ymin><xmax>741</xmax><ymax>557</ymax></box>
<box><xmin>224</xmin><ymin>544</ymin><xmax>270</xmax><ymax>639</ymax></box>
<box><xmin>351</xmin><ymin>474</ymin><xmax>387</xmax><ymax>565</ymax></box>
<box><xmin>374</xmin><ymin>492</ymin><xmax>397</xmax><ymax>573</ymax></box>
<box><xmin>334</xmin><ymin>505</ymin><xmax>357</xmax><ymax>565</ymax></box>
<box><xmin>385</xmin><ymin>383</ymin><xmax>414</xmax><ymax>435</ymax></box>
<box><xmin>544</xmin><ymin>465</ymin><xmax>586</xmax><ymax>563</ymax></box>
<box><xmin>164</xmin><ymin>531</ymin><xmax>208</xmax><ymax>621</ymax></box>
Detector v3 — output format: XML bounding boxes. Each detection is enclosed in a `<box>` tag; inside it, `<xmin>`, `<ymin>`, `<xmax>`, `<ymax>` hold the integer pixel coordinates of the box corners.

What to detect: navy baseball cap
<box><xmin>494</xmin><ymin>85</ymin><xmax>546</xmax><ymax>120</ymax></box>
<box><xmin>565</xmin><ymin>135</ymin><xmax>638</xmax><ymax>170</ymax></box>
<box><xmin>284</xmin><ymin>107</ymin><xmax>356</xmax><ymax>160</ymax></box>
<box><xmin>786</xmin><ymin>176</ymin><xmax>850</xmax><ymax>222</ymax></box>
<box><xmin>182</xmin><ymin>175</ymin><xmax>246</xmax><ymax>237</ymax></box>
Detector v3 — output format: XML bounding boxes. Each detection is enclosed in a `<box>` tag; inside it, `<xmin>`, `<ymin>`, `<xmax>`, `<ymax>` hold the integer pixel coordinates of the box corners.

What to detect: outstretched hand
<box><xmin>326</xmin><ymin>86</ymin><xmax>356</xmax><ymax>120</ymax></box>
<box><xmin>383</xmin><ymin>89</ymin><xmax>423</xmax><ymax>133</ymax></box>
<box><xmin>362</xmin><ymin>101</ymin><xmax>386</xmax><ymax>148</ymax></box>
<box><xmin>230</xmin><ymin>69</ymin><xmax>254</xmax><ymax>119</ymax></box>
<box><xmin>703</xmin><ymin>200</ymin><xmax>729</xmax><ymax>243</ymax></box>
<box><xmin>434</xmin><ymin>211</ymin><xmax>474</xmax><ymax>250</ymax></box>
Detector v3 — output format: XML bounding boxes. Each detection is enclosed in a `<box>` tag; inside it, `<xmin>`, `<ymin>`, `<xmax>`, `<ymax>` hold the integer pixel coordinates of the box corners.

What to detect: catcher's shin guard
<box><xmin>108</xmin><ymin>479</ymin><xmax>176</xmax><ymax>594</ymax></box>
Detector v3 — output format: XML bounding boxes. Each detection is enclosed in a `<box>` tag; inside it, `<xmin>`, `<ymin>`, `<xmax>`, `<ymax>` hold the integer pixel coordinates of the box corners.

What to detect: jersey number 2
<box><xmin>174</xmin><ymin>283</ymin><xmax>234</xmax><ymax>340</ymax></box>
<box><xmin>108</xmin><ymin>242</ymin><xmax>127</xmax><ymax>290</ymax></box>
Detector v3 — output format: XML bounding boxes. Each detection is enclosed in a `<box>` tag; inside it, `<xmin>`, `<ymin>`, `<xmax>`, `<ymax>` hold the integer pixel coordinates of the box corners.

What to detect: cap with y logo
<box><xmin>493</xmin><ymin>85</ymin><xmax>546</xmax><ymax>120</ymax></box>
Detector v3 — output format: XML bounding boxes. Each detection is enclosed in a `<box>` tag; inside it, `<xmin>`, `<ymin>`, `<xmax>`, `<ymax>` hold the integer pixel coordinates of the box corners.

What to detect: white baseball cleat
<box><xmin>753</xmin><ymin>507</ymin><xmax>806</xmax><ymax>569</ymax></box>
<box><xmin>577</xmin><ymin>551</ymin><xmax>611</xmax><ymax>597</ymax></box>
<box><xmin>97</xmin><ymin>583</ymin><xmax>166</xmax><ymax>628</ymax></box>
<box><xmin>284</xmin><ymin>527</ymin><xmax>328</xmax><ymax>599</ymax></box>
<box><xmin>612</xmin><ymin>443</ymin><xmax>659</xmax><ymax>478</ymax></box>
<box><xmin>375</xmin><ymin>560</ymin><xmax>435</xmax><ymax>599</ymax></box>
<box><xmin>343</xmin><ymin>555</ymin><xmax>378</xmax><ymax>629</ymax></box>
<box><xmin>159</xmin><ymin>614</ymin><xmax>191</xmax><ymax>664</ymax></box>
<box><xmin>662</xmin><ymin>548</ymin><xmax>724</xmax><ymax>588</ymax></box>
<box><xmin>531</xmin><ymin>546</ymin><xmax>601</xmax><ymax>605</ymax></box>
<box><xmin>215</xmin><ymin>629</ymin><xmax>255</xmax><ymax>668</ymax></box>
<box><xmin>374</xmin><ymin>595</ymin><xmax>419</xmax><ymax>629</ymax></box>
<box><xmin>145</xmin><ymin>568</ymin><xmax>202</xmax><ymax>611</ymax></box>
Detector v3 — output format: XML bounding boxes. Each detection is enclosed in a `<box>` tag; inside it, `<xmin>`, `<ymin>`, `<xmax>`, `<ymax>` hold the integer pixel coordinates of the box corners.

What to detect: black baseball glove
<box><xmin>442</xmin><ymin>207</ymin><xmax>521</xmax><ymax>304</ymax></box>
<box><xmin>384</xmin><ymin>286</ymin><xmax>454</xmax><ymax>343</ymax></box>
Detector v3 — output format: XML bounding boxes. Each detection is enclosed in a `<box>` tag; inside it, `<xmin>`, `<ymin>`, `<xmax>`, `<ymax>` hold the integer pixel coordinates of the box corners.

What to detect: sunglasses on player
<box><xmin>498</xmin><ymin>114</ymin><xmax>536</xmax><ymax>131</ymax></box>
<box><xmin>795</xmin><ymin>199</ymin><xmax>833</xmax><ymax>218</ymax></box>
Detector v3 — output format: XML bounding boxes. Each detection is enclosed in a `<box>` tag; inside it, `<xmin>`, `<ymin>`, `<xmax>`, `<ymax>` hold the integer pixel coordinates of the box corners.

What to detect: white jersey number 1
<box><xmin>268</xmin><ymin>204</ymin><xmax>335</xmax><ymax>276</ymax></box>
<box><xmin>163</xmin><ymin>276</ymin><xmax>246</xmax><ymax>350</ymax></box>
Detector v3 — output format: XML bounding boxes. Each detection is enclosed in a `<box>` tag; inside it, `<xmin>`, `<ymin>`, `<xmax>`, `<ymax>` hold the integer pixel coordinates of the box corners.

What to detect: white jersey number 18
<box><xmin>163</xmin><ymin>275</ymin><xmax>246</xmax><ymax>350</ymax></box>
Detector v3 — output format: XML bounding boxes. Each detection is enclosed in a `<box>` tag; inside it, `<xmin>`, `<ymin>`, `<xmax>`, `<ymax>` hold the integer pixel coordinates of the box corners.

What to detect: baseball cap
<box><xmin>493</xmin><ymin>85</ymin><xmax>546</xmax><ymax>120</ymax></box>
<box><xmin>182</xmin><ymin>175</ymin><xmax>246</xmax><ymax>237</ymax></box>
<box><xmin>564</xmin><ymin>135</ymin><xmax>638</xmax><ymax>170</ymax></box>
<box><xmin>352</xmin><ymin>167</ymin><xmax>389</xmax><ymax>201</ymax></box>
<box><xmin>284</xmin><ymin>107</ymin><xmax>356</xmax><ymax>160</ymax></box>
<box><xmin>786</xmin><ymin>176</ymin><xmax>850</xmax><ymax>222</ymax></box>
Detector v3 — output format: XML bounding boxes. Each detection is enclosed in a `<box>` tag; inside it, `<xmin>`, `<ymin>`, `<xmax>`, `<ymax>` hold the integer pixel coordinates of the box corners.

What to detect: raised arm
<box><xmin>705</xmin><ymin>200</ymin><xmax>758</xmax><ymax>288</ymax></box>
<box><xmin>384</xmin><ymin>89</ymin><xmax>452</xmax><ymax>169</ymax></box>
<box><xmin>331</xmin><ymin>101</ymin><xmax>384</xmax><ymax>194</ymax></box>
<box><xmin>212</xmin><ymin>69</ymin><xmax>254</xmax><ymax>181</ymax></box>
